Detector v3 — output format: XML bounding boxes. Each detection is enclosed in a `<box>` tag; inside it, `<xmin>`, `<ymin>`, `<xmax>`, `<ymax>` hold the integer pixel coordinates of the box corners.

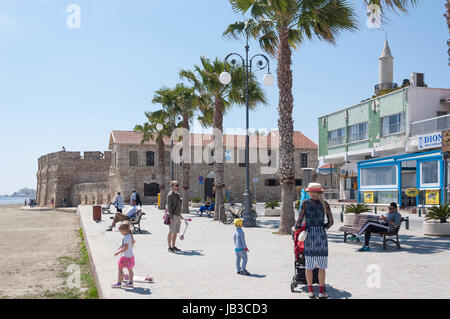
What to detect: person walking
<box><xmin>111</xmin><ymin>221</ymin><xmax>136</xmax><ymax>288</ymax></box>
<box><xmin>234</xmin><ymin>218</ymin><xmax>250</xmax><ymax>275</ymax></box>
<box><xmin>130</xmin><ymin>190</ymin><xmax>137</xmax><ymax>204</ymax></box>
<box><xmin>113</xmin><ymin>192</ymin><xmax>124</xmax><ymax>213</ymax></box>
<box><xmin>293</xmin><ymin>182</ymin><xmax>334</xmax><ymax>299</ymax></box>
<box><xmin>357</xmin><ymin>202</ymin><xmax>402</xmax><ymax>252</ymax></box>
<box><xmin>167</xmin><ymin>181</ymin><xmax>183</xmax><ymax>253</ymax></box>
<box><xmin>135</xmin><ymin>191</ymin><xmax>142</xmax><ymax>207</ymax></box>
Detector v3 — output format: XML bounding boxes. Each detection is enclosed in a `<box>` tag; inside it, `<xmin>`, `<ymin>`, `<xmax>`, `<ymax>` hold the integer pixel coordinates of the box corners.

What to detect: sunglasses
<box><xmin>389</xmin><ymin>207</ymin><xmax>395</xmax><ymax>210</ymax></box>
<box><xmin>174</xmin><ymin>184</ymin><xmax>179</xmax><ymax>187</ymax></box>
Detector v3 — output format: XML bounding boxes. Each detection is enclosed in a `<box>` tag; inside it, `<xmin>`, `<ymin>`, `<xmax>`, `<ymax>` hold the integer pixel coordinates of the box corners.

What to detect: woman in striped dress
<box><xmin>293</xmin><ymin>182</ymin><xmax>333</xmax><ymax>299</ymax></box>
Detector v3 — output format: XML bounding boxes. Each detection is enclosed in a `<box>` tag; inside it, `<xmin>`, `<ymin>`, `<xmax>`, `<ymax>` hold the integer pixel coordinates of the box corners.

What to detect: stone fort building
<box><xmin>36</xmin><ymin>130</ymin><xmax>319</xmax><ymax>207</ymax></box>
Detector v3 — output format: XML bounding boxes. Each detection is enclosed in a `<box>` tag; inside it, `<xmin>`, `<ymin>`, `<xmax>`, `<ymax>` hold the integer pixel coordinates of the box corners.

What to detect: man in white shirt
<box><xmin>106</xmin><ymin>200</ymin><xmax>141</xmax><ymax>231</ymax></box>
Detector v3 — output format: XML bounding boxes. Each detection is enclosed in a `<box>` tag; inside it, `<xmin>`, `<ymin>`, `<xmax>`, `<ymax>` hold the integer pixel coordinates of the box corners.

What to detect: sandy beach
<box><xmin>0</xmin><ymin>204</ymin><xmax>80</xmax><ymax>298</ymax></box>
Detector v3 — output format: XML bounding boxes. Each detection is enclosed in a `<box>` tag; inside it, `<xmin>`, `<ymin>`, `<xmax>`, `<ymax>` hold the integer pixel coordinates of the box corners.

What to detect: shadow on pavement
<box><xmin>256</xmin><ymin>219</ymin><xmax>280</xmax><ymax>229</ymax></box>
<box><xmin>247</xmin><ymin>273</ymin><xmax>266</xmax><ymax>279</ymax></box>
<box><xmin>297</xmin><ymin>284</ymin><xmax>352</xmax><ymax>299</ymax></box>
<box><xmin>133</xmin><ymin>230</ymin><xmax>151</xmax><ymax>235</ymax></box>
<box><xmin>123</xmin><ymin>287</ymin><xmax>152</xmax><ymax>295</ymax></box>
<box><xmin>326</xmin><ymin>232</ymin><xmax>450</xmax><ymax>255</ymax></box>
<box><xmin>175</xmin><ymin>249</ymin><xmax>205</xmax><ymax>256</ymax></box>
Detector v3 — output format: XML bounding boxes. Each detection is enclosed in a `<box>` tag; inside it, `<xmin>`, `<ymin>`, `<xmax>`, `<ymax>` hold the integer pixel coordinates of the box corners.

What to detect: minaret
<box><xmin>377</xmin><ymin>39</ymin><xmax>394</xmax><ymax>92</ymax></box>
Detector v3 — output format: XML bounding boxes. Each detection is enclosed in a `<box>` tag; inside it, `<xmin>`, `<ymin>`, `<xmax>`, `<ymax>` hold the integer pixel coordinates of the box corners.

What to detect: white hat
<box><xmin>305</xmin><ymin>182</ymin><xmax>324</xmax><ymax>193</ymax></box>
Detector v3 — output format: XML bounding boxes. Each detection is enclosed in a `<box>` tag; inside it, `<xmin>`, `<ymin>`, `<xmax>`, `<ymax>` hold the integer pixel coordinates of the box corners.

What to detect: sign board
<box><xmin>198</xmin><ymin>176</ymin><xmax>204</xmax><ymax>185</ymax></box>
<box><xmin>425</xmin><ymin>190</ymin><xmax>440</xmax><ymax>205</ymax></box>
<box><xmin>252</xmin><ymin>177</ymin><xmax>259</xmax><ymax>183</ymax></box>
<box><xmin>405</xmin><ymin>188</ymin><xmax>419</xmax><ymax>198</ymax></box>
<box><xmin>364</xmin><ymin>192</ymin><xmax>374</xmax><ymax>203</ymax></box>
<box><xmin>418</xmin><ymin>132</ymin><xmax>442</xmax><ymax>150</ymax></box>
<box><xmin>442</xmin><ymin>130</ymin><xmax>450</xmax><ymax>154</ymax></box>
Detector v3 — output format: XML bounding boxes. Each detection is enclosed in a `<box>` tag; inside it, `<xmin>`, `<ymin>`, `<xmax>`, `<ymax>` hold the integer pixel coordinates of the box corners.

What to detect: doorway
<box><xmin>204</xmin><ymin>178</ymin><xmax>214</xmax><ymax>200</ymax></box>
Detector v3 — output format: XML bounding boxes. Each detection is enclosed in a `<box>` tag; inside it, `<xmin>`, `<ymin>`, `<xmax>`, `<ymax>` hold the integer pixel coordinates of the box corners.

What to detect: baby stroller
<box><xmin>291</xmin><ymin>223</ymin><xmax>319</xmax><ymax>293</ymax></box>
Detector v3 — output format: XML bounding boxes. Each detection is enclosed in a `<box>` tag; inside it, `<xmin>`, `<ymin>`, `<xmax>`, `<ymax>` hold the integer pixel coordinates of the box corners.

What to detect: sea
<box><xmin>0</xmin><ymin>196</ymin><xmax>29</xmax><ymax>205</ymax></box>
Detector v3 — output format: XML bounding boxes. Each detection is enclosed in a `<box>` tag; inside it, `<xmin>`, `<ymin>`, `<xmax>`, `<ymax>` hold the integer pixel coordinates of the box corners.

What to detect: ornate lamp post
<box><xmin>219</xmin><ymin>32</ymin><xmax>274</xmax><ymax>227</ymax></box>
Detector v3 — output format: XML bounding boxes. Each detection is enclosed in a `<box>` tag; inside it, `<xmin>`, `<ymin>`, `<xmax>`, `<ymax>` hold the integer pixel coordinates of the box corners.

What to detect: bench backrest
<box><xmin>352</xmin><ymin>214</ymin><xmax>379</xmax><ymax>228</ymax></box>
<box><xmin>130</xmin><ymin>212</ymin><xmax>143</xmax><ymax>223</ymax></box>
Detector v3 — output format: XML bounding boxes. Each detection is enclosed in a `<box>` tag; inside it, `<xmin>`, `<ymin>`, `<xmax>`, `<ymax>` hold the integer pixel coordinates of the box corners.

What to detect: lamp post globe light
<box><xmin>220</xmin><ymin>34</ymin><xmax>274</xmax><ymax>227</ymax></box>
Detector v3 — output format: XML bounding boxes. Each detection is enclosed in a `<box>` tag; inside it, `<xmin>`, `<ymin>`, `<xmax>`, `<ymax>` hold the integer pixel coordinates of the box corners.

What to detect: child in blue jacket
<box><xmin>233</xmin><ymin>218</ymin><xmax>250</xmax><ymax>275</ymax></box>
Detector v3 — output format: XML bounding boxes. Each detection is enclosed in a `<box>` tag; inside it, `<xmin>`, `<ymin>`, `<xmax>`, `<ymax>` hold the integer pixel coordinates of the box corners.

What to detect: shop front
<box><xmin>357</xmin><ymin>150</ymin><xmax>445</xmax><ymax>207</ymax></box>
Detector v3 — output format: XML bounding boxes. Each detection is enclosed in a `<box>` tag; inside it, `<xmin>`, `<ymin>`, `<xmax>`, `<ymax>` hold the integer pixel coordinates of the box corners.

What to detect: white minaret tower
<box><xmin>378</xmin><ymin>39</ymin><xmax>394</xmax><ymax>92</ymax></box>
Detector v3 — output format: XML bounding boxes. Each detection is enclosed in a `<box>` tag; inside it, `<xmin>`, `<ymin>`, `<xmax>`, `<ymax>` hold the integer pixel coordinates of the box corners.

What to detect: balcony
<box><xmin>411</xmin><ymin>114</ymin><xmax>450</xmax><ymax>136</ymax></box>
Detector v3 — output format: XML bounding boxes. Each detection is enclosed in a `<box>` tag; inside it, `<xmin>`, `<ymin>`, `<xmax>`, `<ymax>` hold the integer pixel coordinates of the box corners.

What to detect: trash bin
<box><xmin>93</xmin><ymin>205</ymin><xmax>102</xmax><ymax>221</ymax></box>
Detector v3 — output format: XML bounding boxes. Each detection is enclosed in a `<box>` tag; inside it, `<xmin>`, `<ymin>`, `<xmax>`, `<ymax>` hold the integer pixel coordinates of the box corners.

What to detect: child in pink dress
<box><xmin>112</xmin><ymin>222</ymin><xmax>135</xmax><ymax>288</ymax></box>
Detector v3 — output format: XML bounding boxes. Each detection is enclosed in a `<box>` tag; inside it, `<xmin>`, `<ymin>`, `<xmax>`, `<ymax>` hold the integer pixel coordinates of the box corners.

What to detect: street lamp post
<box><xmin>219</xmin><ymin>31</ymin><xmax>274</xmax><ymax>227</ymax></box>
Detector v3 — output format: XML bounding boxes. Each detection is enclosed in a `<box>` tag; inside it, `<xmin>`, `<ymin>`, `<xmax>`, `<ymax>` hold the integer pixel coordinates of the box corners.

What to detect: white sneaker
<box><xmin>308</xmin><ymin>292</ymin><xmax>315</xmax><ymax>298</ymax></box>
<box><xmin>319</xmin><ymin>292</ymin><xmax>329</xmax><ymax>299</ymax></box>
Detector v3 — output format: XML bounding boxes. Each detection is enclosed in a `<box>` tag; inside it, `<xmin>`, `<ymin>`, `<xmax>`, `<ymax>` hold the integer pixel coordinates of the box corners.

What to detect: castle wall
<box><xmin>36</xmin><ymin>151</ymin><xmax>111</xmax><ymax>207</ymax></box>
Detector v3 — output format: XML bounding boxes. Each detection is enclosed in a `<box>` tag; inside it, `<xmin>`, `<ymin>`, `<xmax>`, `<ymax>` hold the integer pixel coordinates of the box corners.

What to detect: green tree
<box><xmin>134</xmin><ymin>90</ymin><xmax>179</xmax><ymax>210</ymax></box>
<box><xmin>180</xmin><ymin>56</ymin><xmax>267</xmax><ymax>220</ymax></box>
<box><xmin>172</xmin><ymin>83</ymin><xmax>199</xmax><ymax>214</ymax></box>
<box><xmin>224</xmin><ymin>0</ymin><xmax>358</xmax><ymax>234</ymax></box>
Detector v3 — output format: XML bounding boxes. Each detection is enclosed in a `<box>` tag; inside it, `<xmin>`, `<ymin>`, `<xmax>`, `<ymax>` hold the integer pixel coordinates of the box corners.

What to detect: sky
<box><xmin>0</xmin><ymin>0</ymin><xmax>448</xmax><ymax>195</ymax></box>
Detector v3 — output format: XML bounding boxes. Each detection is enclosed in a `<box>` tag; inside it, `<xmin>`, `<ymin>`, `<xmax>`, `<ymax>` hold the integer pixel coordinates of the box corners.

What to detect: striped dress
<box><xmin>296</xmin><ymin>199</ymin><xmax>332</xmax><ymax>270</ymax></box>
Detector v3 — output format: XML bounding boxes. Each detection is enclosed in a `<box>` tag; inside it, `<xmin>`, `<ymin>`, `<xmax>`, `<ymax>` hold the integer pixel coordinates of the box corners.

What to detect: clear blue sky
<box><xmin>0</xmin><ymin>0</ymin><xmax>448</xmax><ymax>195</ymax></box>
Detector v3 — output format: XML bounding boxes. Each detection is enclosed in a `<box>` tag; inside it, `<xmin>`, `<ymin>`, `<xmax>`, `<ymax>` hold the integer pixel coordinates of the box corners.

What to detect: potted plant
<box><xmin>190</xmin><ymin>197</ymin><xmax>203</xmax><ymax>208</ymax></box>
<box><xmin>264</xmin><ymin>200</ymin><xmax>281</xmax><ymax>217</ymax></box>
<box><xmin>344</xmin><ymin>204</ymin><xmax>371</xmax><ymax>226</ymax></box>
<box><xmin>423</xmin><ymin>205</ymin><xmax>450</xmax><ymax>236</ymax></box>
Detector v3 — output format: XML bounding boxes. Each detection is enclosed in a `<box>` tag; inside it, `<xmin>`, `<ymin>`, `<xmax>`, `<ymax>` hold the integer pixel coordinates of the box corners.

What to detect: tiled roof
<box><xmin>110</xmin><ymin>130</ymin><xmax>317</xmax><ymax>149</ymax></box>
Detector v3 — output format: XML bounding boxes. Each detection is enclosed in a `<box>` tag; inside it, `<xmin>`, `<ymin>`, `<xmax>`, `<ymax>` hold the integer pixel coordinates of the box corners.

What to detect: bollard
<box><xmin>374</xmin><ymin>206</ymin><xmax>377</xmax><ymax>215</ymax></box>
<box><xmin>340</xmin><ymin>205</ymin><xmax>344</xmax><ymax>223</ymax></box>
<box><xmin>405</xmin><ymin>216</ymin><xmax>409</xmax><ymax>230</ymax></box>
<box><xmin>418</xmin><ymin>206</ymin><xmax>421</xmax><ymax>217</ymax></box>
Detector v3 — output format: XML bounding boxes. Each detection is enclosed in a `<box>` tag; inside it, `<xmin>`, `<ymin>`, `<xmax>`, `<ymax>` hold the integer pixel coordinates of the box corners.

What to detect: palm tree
<box><xmin>225</xmin><ymin>0</ymin><xmax>358</xmax><ymax>234</ymax></box>
<box><xmin>172</xmin><ymin>83</ymin><xmax>199</xmax><ymax>214</ymax></box>
<box><xmin>180</xmin><ymin>56</ymin><xmax>267</xmax><ymax>220</ymax></box>
<box><xmin>134</xmin><ymin>90</ymin><xmax>179</xmax><ymax>210</ymax></box>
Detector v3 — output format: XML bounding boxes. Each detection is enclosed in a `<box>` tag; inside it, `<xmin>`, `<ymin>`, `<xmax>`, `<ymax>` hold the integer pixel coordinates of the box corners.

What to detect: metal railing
<box><xmin>411</xmin><ymin>114</ymin><xmax>450</xmax><ymax>136</ymax></box>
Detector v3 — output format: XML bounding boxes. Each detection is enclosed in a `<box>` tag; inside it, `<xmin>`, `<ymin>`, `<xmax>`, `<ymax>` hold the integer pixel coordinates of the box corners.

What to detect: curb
<box><xmin>77</xmin><ymin>206</ymin><xmax>103</xmax><ymax>299</ymax></box>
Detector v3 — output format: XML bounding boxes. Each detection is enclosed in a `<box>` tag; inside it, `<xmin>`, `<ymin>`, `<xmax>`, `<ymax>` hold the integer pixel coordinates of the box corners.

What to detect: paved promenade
<box><xmin>78</xmin><ymin>205</ymin><xmax>450</xmax><ymax>299</ymax></box>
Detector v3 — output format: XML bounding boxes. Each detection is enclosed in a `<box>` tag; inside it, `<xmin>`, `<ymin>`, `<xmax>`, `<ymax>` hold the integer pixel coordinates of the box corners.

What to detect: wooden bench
<box><xmin>338</xmin><ymin>214</ymin><xmax>405</xmax><ymax>250</ymax></box>
<box><xmin>129</xmin><ymin>212</ymin><xmax>146</xmax><ymax>234</ymax></box>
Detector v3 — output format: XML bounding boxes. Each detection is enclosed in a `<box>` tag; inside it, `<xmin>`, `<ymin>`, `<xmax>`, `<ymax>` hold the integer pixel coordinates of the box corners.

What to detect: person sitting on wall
<box><xmin>357</xmin><ymin>202</ymin><xmax>402</xmax><ymax>252</ymax></box>
<box><xmin>106</xmin><ymin>200</ymin><xmax>141</xmax><ymax>231</ymax></box>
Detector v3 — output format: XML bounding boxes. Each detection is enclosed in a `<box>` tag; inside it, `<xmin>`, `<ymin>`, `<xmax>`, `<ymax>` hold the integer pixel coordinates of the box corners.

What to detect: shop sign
<box><xmin>405</xmin><ymin>188</ymin><xmax>419</xmax><ymax>198</ymax></box>
<box><xmin>364</xmin><ymin>192</ymin><xmax>374</xmax><ymax>203</ymax></box>
<box><xmin>418</xmin><ymin>132</ymin><xmax>442</xmax><ymax>150</ymax></box>
<box><xmin>425</xmin><ymin>190</ymin><xmax>440</xmax><ymax>205</ymax></box>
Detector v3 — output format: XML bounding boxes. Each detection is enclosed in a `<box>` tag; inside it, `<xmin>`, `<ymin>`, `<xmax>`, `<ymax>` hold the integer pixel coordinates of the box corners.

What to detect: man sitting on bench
<box><xmin>357</xmin><ymin>202</ymin><xmax>402</xmax><ymax>252</ymax></box>
<box><xmin>106</xmin><ymin>200</ymin><xmax>141</xmax><ymax>231</ymax></box>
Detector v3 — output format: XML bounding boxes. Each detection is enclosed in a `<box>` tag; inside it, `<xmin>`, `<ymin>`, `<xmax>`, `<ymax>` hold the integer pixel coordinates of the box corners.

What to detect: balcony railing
<box><xmin>411</xmin><ymin>114</ymin><xmax>450</xmax><ymax>136</ymax></box>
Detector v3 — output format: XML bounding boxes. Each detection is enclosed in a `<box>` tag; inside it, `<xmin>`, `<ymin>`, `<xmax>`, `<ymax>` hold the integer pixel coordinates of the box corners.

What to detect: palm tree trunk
<box><xmin>446</xmin><ymin>0</ymin><xmax>450</xmax><ymax>65</ymax></box>
<box><xmin>157</xmin><ymin>138</ymin><xmax>167</xmax><ymax>210</ymax></box>
<box><xmin>213</xmin><ymin>100</ymin><xmax>225</xmax><ymax>221</ymax></box>
<box><xmin>181</xmin><ymin>114</ymin><xmax>190</xmax><ymax>214</ymax></box>
<box><xmin>277</xmin><ymin>26</ymin><xmax>295</xmax><ymax>235</ymax></box>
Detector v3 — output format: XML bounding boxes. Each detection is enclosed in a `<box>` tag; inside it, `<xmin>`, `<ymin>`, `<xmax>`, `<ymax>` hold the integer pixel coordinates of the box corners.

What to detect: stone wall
<box><xmin>36</xmin><ymin>151</ymin><xmax>111</xmax><ymax>207</ymax></box>
<box><xmin>110</xmin><ymin>144</ymin><xmax>319</xmax><ymax>204</ymax></box>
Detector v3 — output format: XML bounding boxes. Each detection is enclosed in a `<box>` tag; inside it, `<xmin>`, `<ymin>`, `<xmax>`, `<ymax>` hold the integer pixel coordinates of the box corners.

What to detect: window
<box><xmin>420</xmin><ymin>160</ymin><xmax>440</xmax><ymax>187</ymax></box>
<box><xmin>348</xmin><ymin>122</ymin><xmax>368</xmax><ymax>143</ymax></box>
<box><xmin>381</xmin><ymin>112</ymin><xmax>405</xmax><ymax>136</ymax></box>
<box><xmin>360</xmin><ymin>165</ymin><xmax>397</xmax><ymax>188</ymax></box>
<box><xmin>144</xmin><ymin>183</ymin><xmax>160</xmax><ymax>196</ymax></box>
<box><xmin>300</xmin><ymin>153</ymin><xmax>308</xmax><ymax>168</ymax></box>
<box><xmin>328</xmin><ymin>128</ymin><xmax>346</xmax><ymax>147</ymax></box>
<box><xmin>265</xmin><ymin>179</ymin><xmax>280</xmax><ymax>186</ymax></box>
<box><xmin>129</xmin><ymin>151</ymin><xmax>138</xmax><ymax>167</ymax></box>
<box><xmin>295</xmin><ymin>179</ymin><xmax>303</xmax><ymax>186</ymax></box>
<box><xmin>146</xmin><ymin>151</ymin><xmax>155</xmax><ymax>167</ymax></box>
